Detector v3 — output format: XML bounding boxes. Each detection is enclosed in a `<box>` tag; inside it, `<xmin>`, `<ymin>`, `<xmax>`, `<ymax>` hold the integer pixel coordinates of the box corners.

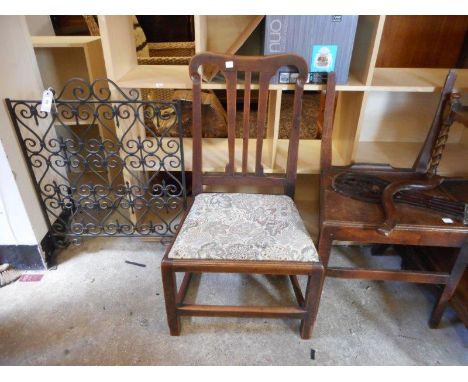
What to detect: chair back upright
<box><xmin>413</xmin><ymin>70</ymin><xmax>458</xmax><ymax>176</ymax></box>
<box><xmin>317</xmin><ymin>72</ymin><xmax>337</xmax><ymax>172</ymax></box>
<box><xmin>189</xmin><ymin>52</ymin><xmax>310</xmax><ymax>198</ymax></box>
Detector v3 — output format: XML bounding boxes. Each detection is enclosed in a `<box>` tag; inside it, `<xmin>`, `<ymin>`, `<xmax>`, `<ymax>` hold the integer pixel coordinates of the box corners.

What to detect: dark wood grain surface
<box><xmin>377</xmin><ymin>16</ymin><xmax>468</xmax><ymax>68</ymax></box>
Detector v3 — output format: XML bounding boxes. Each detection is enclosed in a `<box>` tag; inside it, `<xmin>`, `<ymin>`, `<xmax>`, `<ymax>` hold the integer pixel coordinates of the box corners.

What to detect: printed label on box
<box><xmin>308</xmin><ymin>72</ymin><xmax>329</xmax><ymax>84</ymax></box>
<box><xmin>279</xmin><ymin>72</ymin><xmax>291</xmax><ymax>84</ymax></box>
<box><xmin>311</xmin><ymin>45</ymin><xmax>337</xmax><ymax>73</ymax></box>
<box><xmin>290</xmin><ymin>73</ymin><xmax>299</xmax><ymax>83</ymax></box>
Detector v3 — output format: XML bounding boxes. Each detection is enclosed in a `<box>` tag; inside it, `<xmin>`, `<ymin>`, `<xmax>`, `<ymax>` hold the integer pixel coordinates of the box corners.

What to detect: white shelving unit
<box><xmin>95</xmin><ymin>15</ymin><xmax>468</xmax><ymax>177</ymax></box>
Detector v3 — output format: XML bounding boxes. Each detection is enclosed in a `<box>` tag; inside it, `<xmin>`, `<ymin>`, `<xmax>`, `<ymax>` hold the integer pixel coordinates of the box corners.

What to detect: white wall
<box><xmin>26</xmin><ymin>15</ymin><xmax>55</xmax><ymax>36</ymax></box>
<box><xmin>0</xmin><ymin>141</ymin><xmax>36</xmax><ymax>245</ymax></box>
<box><xmin>0</xmin><ymin>16</ymin><xmax>49</xmax><ymax>246</ymax></box>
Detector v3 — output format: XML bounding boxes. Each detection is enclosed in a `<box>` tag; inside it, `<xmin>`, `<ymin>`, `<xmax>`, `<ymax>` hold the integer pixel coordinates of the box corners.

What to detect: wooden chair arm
<box><xmin>377</xmin><ymin>177</ymin><xmax>444</xmax><ymax>236</ymax></box>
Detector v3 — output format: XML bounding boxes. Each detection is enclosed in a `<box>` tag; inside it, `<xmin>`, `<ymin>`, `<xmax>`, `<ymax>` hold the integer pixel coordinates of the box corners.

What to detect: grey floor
<box><xmin>0</xmin><ymin>237</ymin><xmax>467</xmax><ymax>365</ymax></box>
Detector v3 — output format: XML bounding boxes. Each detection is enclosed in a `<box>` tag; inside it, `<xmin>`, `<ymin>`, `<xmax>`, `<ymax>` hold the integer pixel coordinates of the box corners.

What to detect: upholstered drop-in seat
<box><xmin>168</xmin><ymin>193</ymin><xmax>319</xmax><ymax>262</ymax></box>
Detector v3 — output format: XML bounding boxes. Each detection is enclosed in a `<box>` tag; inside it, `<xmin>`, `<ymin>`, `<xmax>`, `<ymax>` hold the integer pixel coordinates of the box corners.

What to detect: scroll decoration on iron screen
<box><xmin>6</xmin><ymin>78</ymin><xmax>187</xmax><ymax>249</ymax></box>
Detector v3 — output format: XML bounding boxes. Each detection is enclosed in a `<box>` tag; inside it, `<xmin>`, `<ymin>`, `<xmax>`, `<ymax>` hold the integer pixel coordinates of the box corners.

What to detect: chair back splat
<box><xmin>189</xmin><ymin>53</ymin><xmax>309</xmax><ymax>198</ymax></box>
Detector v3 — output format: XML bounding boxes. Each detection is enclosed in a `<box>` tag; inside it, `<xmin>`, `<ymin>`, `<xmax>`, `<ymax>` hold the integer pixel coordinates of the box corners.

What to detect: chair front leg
<box><xmin>429</xmin><ymin>240</ymin><xmax>468</xmax><ymax>328</ymax></box>
<box><xmin>318</xmin><ymin>228</ymin><xmax>333</xmax><ymax>267</ymax></box>
<box><xmin>300</xmin><ymin>269</ymin><xmax>324</xmax><ymax>339</ymax></box>
<box><xmin>161</xmin><ymin>261</ymin><xmax>181</xmax><ymax>336</ymax></box>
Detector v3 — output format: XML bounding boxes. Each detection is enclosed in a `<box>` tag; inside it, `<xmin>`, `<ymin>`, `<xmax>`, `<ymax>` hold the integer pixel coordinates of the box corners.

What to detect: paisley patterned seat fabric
<box><xmin>168</xmin><ymin>193</ymin><xmax>319</xmax><ymax>262</ymax></box>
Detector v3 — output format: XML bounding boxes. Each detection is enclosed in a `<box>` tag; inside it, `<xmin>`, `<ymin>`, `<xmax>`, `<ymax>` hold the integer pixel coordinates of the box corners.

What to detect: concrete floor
<box><xmin>0</xmin><ymin>237</ymin><xmax>466</xmax><ymax>365</ymax></box>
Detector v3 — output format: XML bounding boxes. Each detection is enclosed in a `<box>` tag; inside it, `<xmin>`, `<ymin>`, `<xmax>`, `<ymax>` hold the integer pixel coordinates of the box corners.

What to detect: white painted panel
<box><xmin>0</xmin><ymin>141</ymin><xmax>36</xmax><ymax>245</ymax></box>
<box><xmin>0</xmin><ymin>16</ymin><xmax>49</xmax><ymax>246</ymax></box>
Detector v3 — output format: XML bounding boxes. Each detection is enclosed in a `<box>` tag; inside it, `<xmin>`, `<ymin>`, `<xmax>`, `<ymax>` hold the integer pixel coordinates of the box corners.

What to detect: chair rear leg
<box><xmin>429</xmin><ymin>241</ymin><xmax>468</xmax><ymax>328</ymax></box>
<box><xmin>161</xmin><ymin>261</ymin><xmax>181</xmax><ymax>336</ymax></box>
<box><xmin>300</xmin><ymin>270</ymin><xmax>324</xmax><ymax>339</ymax></box>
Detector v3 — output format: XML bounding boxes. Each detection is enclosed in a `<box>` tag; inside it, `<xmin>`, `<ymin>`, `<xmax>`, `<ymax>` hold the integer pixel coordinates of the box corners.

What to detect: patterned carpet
<box><xmin>178</xmin><ymin>92</ymin><xmax>321</xmax><ymax>139</ymax></box>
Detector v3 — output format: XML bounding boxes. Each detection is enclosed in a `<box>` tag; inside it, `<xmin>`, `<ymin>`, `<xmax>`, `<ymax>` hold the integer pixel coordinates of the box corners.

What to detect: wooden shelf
<box><xmin>138</xmin><ymin>138</ymin><xmax>346</xmax><ymax>174</ymax></box>
<box><xmin>31</xmin><ymin>35</ymin><xmax>106</xmax><ymax>95</ymax></box>
<box><xmin>204</xmin><ymin>73</ymin><xmax>365</xmax><ymax>91</ymax></box>
<box><xmin>371</xmin><ymin>68</ymin><xmax>468</xmax><ymax>92</ymax></box>
<box><xmin>117</xmin><ymin>67</ymin><xmax>467</xmax><ymax>93</ymax></box>
<box><xmin>275</xmin><ymin>140</ymin><xmax>346</xmax><ymax>174</ymax></box>
<box><xmin>31</xmin><ymin>36</ymin><xmax>101</xmax><ymax>48</ymax></box>
<box><xmin>355</xmin><ymin>142</ymin><xmax>468</xmax><ymax>176</ymax></box>
<box><xmin>54</xmin><ymin>118</ymin><xmax>95</xmax><ymax>126</ymax></box>
<box><xmin>117</xmin><ymin>65</ymin><xmax>191</xmax><ymax>89</ymax></box>
<box><xmin>97</xmin><ymin>16</ymin><xmax>467</xmax><ymax>96</ymax></box>
<box><xmin>143</xmin><ymin>137</ymin><xmax>273</xmax><ymax>173</ymax></box>
<box><xmin>115</xmin><ymin>65</ymin><xmax>366</xmax><ymax>91</ymax></box>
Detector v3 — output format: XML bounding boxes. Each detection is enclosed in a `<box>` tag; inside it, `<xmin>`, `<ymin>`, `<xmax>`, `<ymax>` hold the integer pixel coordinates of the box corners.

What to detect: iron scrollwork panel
<box><xmin>6</xmin><ymin>78</ymin><xmax>187</xmax><ymax>247</ymax></box>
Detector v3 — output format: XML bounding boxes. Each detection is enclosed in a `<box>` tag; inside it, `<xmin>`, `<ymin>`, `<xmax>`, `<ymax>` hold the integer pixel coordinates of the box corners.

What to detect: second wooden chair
<box><xmin>318</xmin><ymin>70</ymin><xmax>468</xmax><ymax>328</ymax></box>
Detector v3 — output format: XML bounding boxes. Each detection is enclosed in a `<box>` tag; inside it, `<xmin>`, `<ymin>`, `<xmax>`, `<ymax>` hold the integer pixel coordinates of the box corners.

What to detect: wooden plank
<box><xmin>197</xmin><ymin>137</ymin><xmax>273</xmax><ymax>173</ymax></box>
<box><xmin>110</xmin><ymin>66</ymin><xmax>468</xmax><ymax>93</ymax></box>
<box><xmin>203</xmin><ymin>74</ymin><xmax>365</xmax><ymax>91</ymax></box>
<box><xmin>106</xmin><ymin>68</ymin><xmax>468</xmax><ymax>92</ymax></box>
<box><xmin>349</xmin><ymin>15</ymin><xmax>386</xmax><ymax>86</ymax></box>
<box><xmin>274</xmin><ymin>140</ymin><xmax>346</xmax><ymax>174</ymax></box>
<box><xmin>225</xmin><ymin>16</ymin><xmax>264</xmax><ymax>55</ymax></box>
<box><xmin>267</xmin><ymin>89</ymin><xmax>282</xmax><ymax>168</ymax></box>
<box><xmin>372</xmin><ymin>68</ymin><xmax>468</xmax><ymax>92</ymax></box>
<box><xmin>354</xmin><ymin>142</ymin><xmax>468</xmax><ymax>177</ymax></box>
<box><xmin>376</xmin><ymin>16</ymin><xmax>468</xmax><ymax>68</ymax></box>
<box><xmin>31</xmin><ymin>36</ymin><xmax>101</xmax><ymax>48</ymax></box>
<box><xmin>177</xmin><ymin>272</ymin><xmax>193</xmax><ymax>304</ymax></box>
<box><xmin>97</xmin><ymin>16</ymin><xmax>137</xmax><ymax>81</ymax></box>
<box><xmin>133</xmin><ymin>137</ymin><xmax>269</xmax><ymax>173</ymax></box>
<box><xmin>326</xmin><ymin>267</ymin><xmax>450</xmax><ymax>284</ymax></box>
<box><xmin>289</xmin><ymin>275</ymin><xmax>305</xmax><ymax>307</ymax></box>
<box><xmin>111</xmin><ymin>65</ymin><xmax>365</xmax><ymax>90</ymax></box>
<box><xmin>333</xmin><ymin>91</ymin><xmax>365</xmax><ymax>165</ymax></box>
<box><xmin>203</xmin><ymin>16</ymin><xmax>264</xmax><ymax>80</ymax></box>
<box><xmin>34</xmin><ymin>47</ymin><xmax>89</xmax><ymax>93</ymax></box>
<box><xmin>460</xmin><ymin>124</ymin><xmax>468</xmax><ymax>148</ymax></box>
<box><xmin>194</xmin><ymin>15</ymin><xmax>207</xmax><ymax>54</ymax></box>
<box><xmin>82</xmin><ymin>38</ymin><xmax>106</xmax><ymax>81</ymax></box>
<box><xmin>202</xmin><ymin>174</ymin><xmax>285</xmax><ymax>187</ymax></box>
<box><xmin>117</xmin><ymin>65</ymin><xmax>191</xmax><ymax>89</ymax></box>
<box><xmin>168</xmin><ymin>258</ymin><xmax>316</xmax><ymax>275</ymax></box>
<box><xmin>177</xmin><ymin>304</ymin><xmax>306</xmax><ymax>318</ymax></box>
<box><xmin>205</xmin><ymin>16</ymin><xmax>263</xmax><ymax>54</ymax></box>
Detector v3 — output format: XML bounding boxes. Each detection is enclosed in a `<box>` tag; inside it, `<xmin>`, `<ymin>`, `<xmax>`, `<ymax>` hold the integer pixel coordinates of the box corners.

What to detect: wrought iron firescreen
<box><xmin>6</xmin><ymin>78</ymin><xmax>187</xmax><ymax>250</ymax></box>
